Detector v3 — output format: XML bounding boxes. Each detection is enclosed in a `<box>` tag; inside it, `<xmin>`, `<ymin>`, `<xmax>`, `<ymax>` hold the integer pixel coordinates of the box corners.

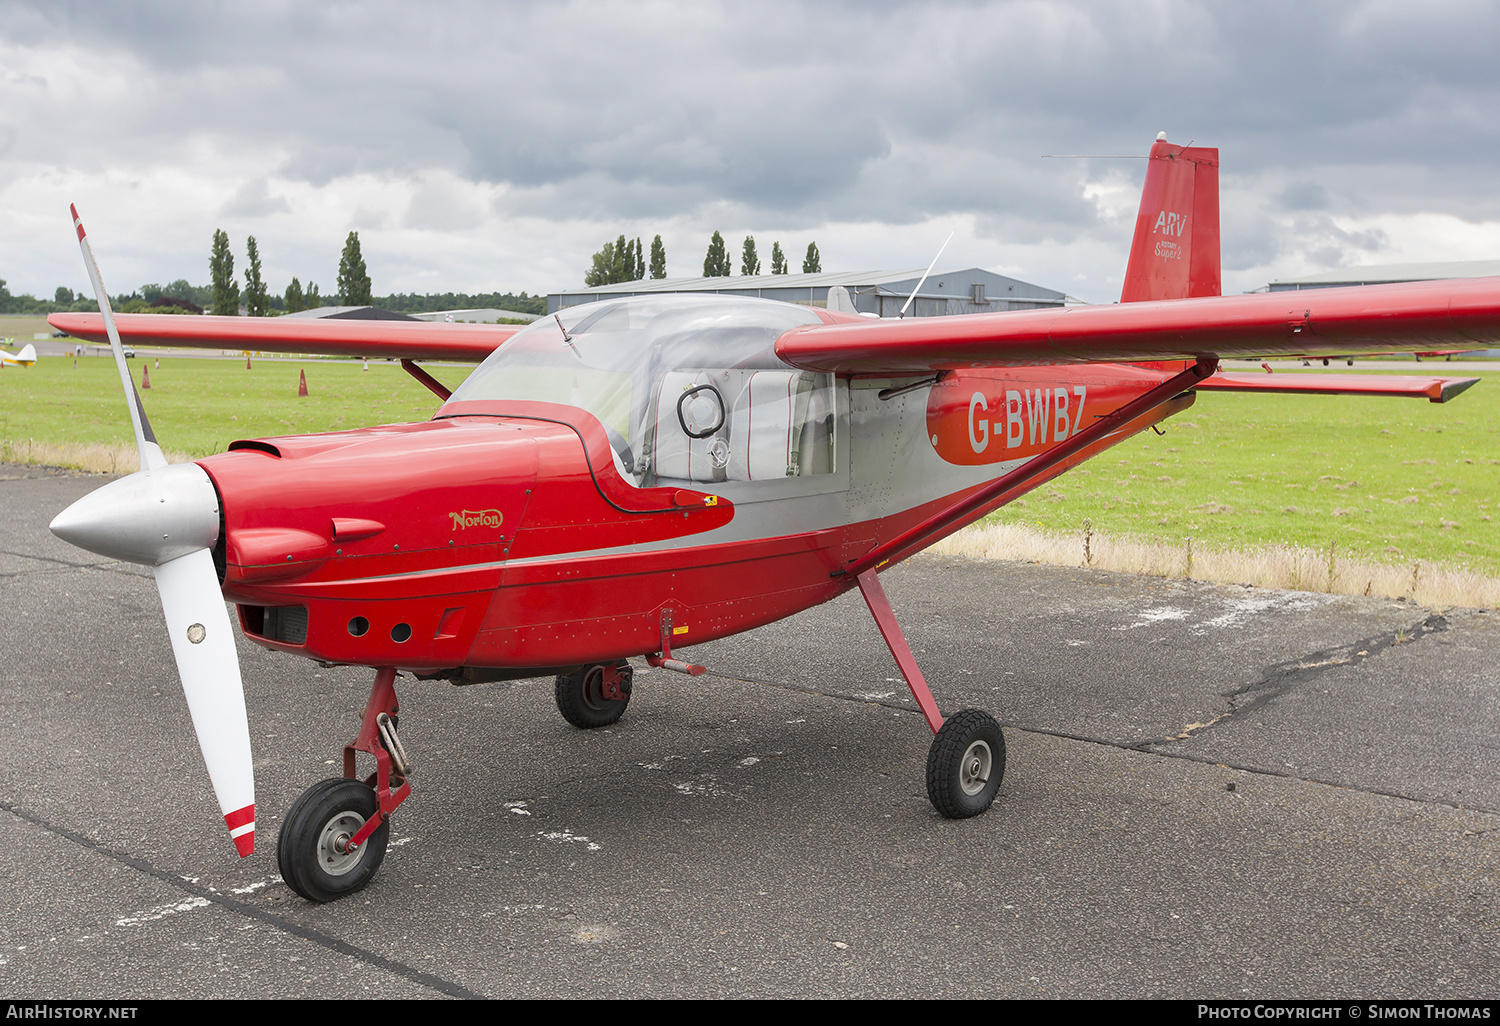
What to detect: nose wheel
<box><xmin>279</xmin><ymin>666</ymin><xmax>410</xmax><ymax>902</ymax></box>
<box><xmin>277</xmin><ymin>778</ymin><xmax>390</xmax><ymax>902</ymax></box>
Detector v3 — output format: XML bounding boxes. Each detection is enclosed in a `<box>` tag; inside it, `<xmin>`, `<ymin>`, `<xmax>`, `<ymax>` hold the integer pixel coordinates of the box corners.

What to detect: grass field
<box><xmin>985</xmin><ymin>367</ymin><xmax>1500</xmax><ymax>576</ymax></box>
<box><xmin>0</xmin><ymin>355</ymin><xmax>474</xmax><ymax>464</ymax></box>
<box><xmin>3</xmin><ymin>354</ymin><xmax>1497</xmax><ymax>600</ymax></box>
<box><xmin>0</xmin><ymin>314</ymin><xmax>58</xmax><ymax>343</ymax></box>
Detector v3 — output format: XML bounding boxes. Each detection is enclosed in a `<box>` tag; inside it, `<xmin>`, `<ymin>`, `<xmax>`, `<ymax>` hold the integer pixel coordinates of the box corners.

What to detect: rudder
<box><xmin>1120</xmin><ymin>135</ymin><xmax>1220</xmax><ymax>303</ymax></box>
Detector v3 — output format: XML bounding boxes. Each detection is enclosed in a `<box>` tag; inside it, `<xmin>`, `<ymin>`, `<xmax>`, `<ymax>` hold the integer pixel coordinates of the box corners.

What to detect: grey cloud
<box><xmin>5</xmin><ymin>0</ymin><xmax>1500</xmax><ymax>297</ymax></box>
<box><xmin>404</xmin><ymin>175</ymin><xmax>483</xmax><ymax>231</ymax></box>
<box><xmin>1278</xmin><ymin>182</ymin><xmax>1329</xmax><ymax>212</ymax></box>
<box><xmin>221</xmin><ymin>178</ymin><xmax>291</xmax><ymax>218</ymax></box>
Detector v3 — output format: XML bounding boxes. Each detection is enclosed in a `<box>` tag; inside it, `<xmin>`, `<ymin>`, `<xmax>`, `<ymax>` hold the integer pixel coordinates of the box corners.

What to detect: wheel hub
<box><xmin>959</xmin><ymin>739</ymin><xmax>992</xmax><ymax>796</ymax></box>
<box><xmin>316</xmin><ymin>810</ymin><xmax>368</xmax><ymax>876</ymax></box>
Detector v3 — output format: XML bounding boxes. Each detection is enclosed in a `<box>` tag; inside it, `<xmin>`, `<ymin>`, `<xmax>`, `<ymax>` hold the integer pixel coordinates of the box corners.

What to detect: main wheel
<box><xmin>555</xmin><ymin>661</ymin><xmax>632</xmax><ymax>729</ymax></box>
<box><xmin>277</xmin><ymin>778</ymin><xmax>390</xmax><ymax>903</ymax></box>
<box><xmin>926</xmin><ymin>709</ymin><xmax>1005</xmax><ymax>819</ymax></box>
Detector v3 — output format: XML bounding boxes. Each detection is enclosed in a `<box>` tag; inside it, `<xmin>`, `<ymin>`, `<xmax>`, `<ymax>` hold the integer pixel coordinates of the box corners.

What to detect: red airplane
<box><xmin>48</xmin><ymin>136</ymin><xmax>1494</xmax><ymax>903</ymax></box>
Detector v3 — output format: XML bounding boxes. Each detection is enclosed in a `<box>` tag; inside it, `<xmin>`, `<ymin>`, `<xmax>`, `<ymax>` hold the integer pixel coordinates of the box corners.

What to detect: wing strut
<box><xmin>400</xmin><ymin>359</ymin><xmax>453</xmax><ymax>400</ymax></box>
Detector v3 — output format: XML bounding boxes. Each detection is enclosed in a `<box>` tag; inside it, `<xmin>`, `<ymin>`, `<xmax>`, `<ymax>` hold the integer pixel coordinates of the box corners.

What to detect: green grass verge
<box><xmin>989</xmin><ymin>369</ymin><xmax>1500</xmax><ymax>575</ymax></box>
<box><xmin>0</xmin><ymin>356</ymin><xmax>474</xmax><ymax>458</ymax></box>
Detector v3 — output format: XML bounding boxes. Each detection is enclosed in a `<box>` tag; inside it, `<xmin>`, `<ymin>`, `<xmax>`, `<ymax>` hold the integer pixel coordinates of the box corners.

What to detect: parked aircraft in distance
<box><xmin>0</xmin><ymin>341</ymin><xmax>36</xmax><ymax>367</ymax></box>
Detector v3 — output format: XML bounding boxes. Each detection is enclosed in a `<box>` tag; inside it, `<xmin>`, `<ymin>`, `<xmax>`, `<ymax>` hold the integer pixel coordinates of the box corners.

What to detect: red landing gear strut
<box><xmin>856</xmin><ymin>568</ymin><xmax>1006</xmax><ymax>819</ymax></box>
<box><xmin>277</xmin><ymin>666</ymin><xmax>412</xmax><ymax>902</ymax></box>
<box><xmin>843</xmin><ymin>360</ymin><xmax>1220</xmax><ymax>818</ymax></box>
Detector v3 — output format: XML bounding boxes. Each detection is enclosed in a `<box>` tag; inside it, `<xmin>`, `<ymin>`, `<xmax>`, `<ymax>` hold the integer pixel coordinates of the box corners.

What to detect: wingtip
<box><xmin>1436</xmin><ymin>377</ymin><xmax>1481</xmax><ymax>403</ymax></box>
<box><xmin>70</xmin><ymin>203</ymin><xmax>85</xmax><ymax>241</ymax></box>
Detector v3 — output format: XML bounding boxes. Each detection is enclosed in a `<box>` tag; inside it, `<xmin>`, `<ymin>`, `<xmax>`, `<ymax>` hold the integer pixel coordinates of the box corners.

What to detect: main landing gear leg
<box><xmin>855</xmin><ymin>567</ymin><xmax>1005</xmax><ymax>819</ymax></box>
<box><xmin>555</xmin><ymin>661</ymin><xmax>634</xmax><ymax>728</ymax></box>
<box><xmin>277</xmin><ymin>666</ymin><xmax>412</xmax><ymax>902</ymax></box>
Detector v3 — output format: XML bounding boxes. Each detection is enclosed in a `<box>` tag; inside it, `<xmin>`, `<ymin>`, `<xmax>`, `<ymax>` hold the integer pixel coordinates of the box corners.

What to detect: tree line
<box><xmin>584</xmin><ymin>233</ymin><xmax>822</xmax><ymax>286</ymax></box>
<box><xmin>2</xmin><ymin>230</ymin><xmax>545</xmax><ymax>318</ymax></box>
<box><xmin>0</xmin><ymin>280</ymin><xmax>102</xmax><ymax>316</ymax></box>
<box><xmin>704</xmin><ymin>234</ymin><xmax>820</xmax><ymax>277</ymax></box>
<box><xmin>210</xmin><ymin>228</ymin><xmax>371</xmax><ymax>316</ymax></box>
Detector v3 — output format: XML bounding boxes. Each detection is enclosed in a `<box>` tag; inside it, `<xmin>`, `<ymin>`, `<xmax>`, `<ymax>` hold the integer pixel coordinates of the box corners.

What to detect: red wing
<box><xmin>1197</xmin><ymin>371</ymin><xmax>1479</xmax><ymax>403</ymax></box>
<box><xmin>774</xmin><ymin>277</ymin><xmax>1500</xmax><ymax>374</ymax></box>
<box><xmin>47</xmin><ymin>312</ymin><xmax>517</xmax><ymax>363</ymax></box>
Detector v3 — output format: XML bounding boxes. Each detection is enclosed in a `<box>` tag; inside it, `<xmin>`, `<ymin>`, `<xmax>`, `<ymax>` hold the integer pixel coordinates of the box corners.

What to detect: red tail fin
<box><xmin>1120</xmin><ymin>136</ymin><xmax>1220</xmax><ymax>303</ymax></box>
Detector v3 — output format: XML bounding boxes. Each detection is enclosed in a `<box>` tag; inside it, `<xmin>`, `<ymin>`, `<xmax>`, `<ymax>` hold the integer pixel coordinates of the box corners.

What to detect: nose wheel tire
<box><xmin>926</xmin><ymin>709</ymin><xmax>1005</xmax><ymax>819</ymax></box>
<box><xmin>277</xmin><ymin>778</ymin><xmax>390</xmax><ymax>903</ymax></box>
<box><xmin>555</xmin><ymin>661</ymin><xmax>632</xmax><ymax>729</ymax></box>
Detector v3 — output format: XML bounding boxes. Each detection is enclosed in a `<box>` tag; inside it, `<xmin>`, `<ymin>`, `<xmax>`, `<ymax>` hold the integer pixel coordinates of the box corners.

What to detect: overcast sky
<box><xmin>3</xmin><ymin>0</ymin><xmax>1498</xmax><ymax>305</ymax></box>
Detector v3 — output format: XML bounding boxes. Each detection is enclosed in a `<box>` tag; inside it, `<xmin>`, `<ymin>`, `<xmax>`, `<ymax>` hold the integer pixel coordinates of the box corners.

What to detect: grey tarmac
<box><xmin>1</xmin><ymin>463</ymin><xmax>1496</xmax><ymax>999</ymax></box>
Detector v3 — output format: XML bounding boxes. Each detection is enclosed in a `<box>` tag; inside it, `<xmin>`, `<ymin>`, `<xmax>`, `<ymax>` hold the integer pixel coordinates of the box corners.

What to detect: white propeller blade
<box><xmin>71</xmin><ymin>203</ymin><xmax>165</xmax><ymax>473</ymax></box>
<box><xmin>55</xmin><ymin>205</ymin><xmax>256</xmax><ymax>856</ymax></box>
<box><xmin>155</xmin><ymin>550</ymin><xmax>256</xmax><ymax>855</ymax></box>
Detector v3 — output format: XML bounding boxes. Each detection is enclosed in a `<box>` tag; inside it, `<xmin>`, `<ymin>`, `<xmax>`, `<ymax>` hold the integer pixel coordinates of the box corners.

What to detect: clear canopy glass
<box><xmin>446</xmin><ymin>295</ymin><xmax>836</xmax><ymax>487</ymax></box>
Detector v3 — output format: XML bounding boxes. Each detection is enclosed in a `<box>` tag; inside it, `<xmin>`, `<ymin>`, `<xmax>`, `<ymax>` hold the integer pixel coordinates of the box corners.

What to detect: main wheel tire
<box><xmin>277</xmin><ymin>778</ymin><xmax>390</xmax><ymax>903</ymax></box>
<box><xmin>926</xmin><ymin>709</ymin><xmax>1005</xmax><ymax>819</ymax></box>
<box><xmin>554</xmin><ymin>661</ymin><xmax>632</xmax><ymax>729</ymax></box>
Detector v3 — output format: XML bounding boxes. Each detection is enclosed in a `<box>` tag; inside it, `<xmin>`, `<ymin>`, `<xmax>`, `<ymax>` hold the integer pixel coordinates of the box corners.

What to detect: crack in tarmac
<box><xmin>713</xmin><ymin>615</ymin><xmax>1495</xmax><ymax>817</ymax></box>
<box><xmin>1132</xmin><ymin>613</ymin><xmax>1448</xmax><ymax>749</ymax></box>
<box><xmin>1029</xmin><ymin>613</ymin><xmax>1498</xmax><ymax>815</ymax></box>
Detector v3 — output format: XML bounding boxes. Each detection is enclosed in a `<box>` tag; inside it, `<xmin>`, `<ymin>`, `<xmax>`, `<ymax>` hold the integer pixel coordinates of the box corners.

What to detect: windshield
<box><xmin>446</xmin><ymin>295</ymin><xmax>835</xmax><ymax>487</ymax></box>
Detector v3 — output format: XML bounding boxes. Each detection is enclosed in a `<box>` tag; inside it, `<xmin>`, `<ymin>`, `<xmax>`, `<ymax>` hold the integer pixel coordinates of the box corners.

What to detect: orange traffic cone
<box><xmin>297</xmin><ymin>368</ymin><xmax>308</xmax><ymax>397</ymax></box>
<box><xmin>142</xmin><ymin>366</ymin><xmax>151</xmax><ymax>389</ymax></box>
<box><xmin>247</xmin><ymin>355</ymin><xmax>252</xmax><ymax>369</ymax></box>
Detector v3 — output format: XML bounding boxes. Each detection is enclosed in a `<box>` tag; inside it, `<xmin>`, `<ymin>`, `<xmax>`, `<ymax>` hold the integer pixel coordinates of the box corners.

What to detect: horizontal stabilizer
<box><xmin>48</xmin><ymin>313</ymin><xmax>516</xmax><ymax>363</ymax></box>
<box><xmin>1196</xmin><ymin>371</ymin><xmax>1480</xmax><ymax>403</ymax></box>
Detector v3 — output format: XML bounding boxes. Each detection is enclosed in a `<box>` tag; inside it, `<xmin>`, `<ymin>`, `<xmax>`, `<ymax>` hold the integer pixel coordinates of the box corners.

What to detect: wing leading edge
<box><xmin>774</xmin><ymin>276</ymin><xmax>1500</xmax><ymax>375</ymax></box>
<box><xmin>47</xmin><ymin>312</ymin><xmax>517</xmax><ymax>363</ymax></box>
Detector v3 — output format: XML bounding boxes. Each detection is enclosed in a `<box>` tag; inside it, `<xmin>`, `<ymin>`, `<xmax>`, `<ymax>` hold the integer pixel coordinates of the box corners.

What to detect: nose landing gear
<box><xmin>278</xmin><ymin>666</ymin><xmax>410</xmax><ymax>902</ymax></box>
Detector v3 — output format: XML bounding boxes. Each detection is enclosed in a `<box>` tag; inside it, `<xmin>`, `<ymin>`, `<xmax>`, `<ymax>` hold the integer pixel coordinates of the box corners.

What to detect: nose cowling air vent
<box><xmin>242</xmin><ymin>605</ymin><xmax>309</xmax><ymax>645</ymax></box>
<box><xmin>263</xmin><ymin>605</ymin><xmax>309</xmax><ymax>645</ymax></box>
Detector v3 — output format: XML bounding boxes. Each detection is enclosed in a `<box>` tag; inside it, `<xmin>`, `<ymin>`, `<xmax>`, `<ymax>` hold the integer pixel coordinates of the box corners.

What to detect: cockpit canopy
<box><xmin>445</xmin><ymin>295</ymin><xmax>837</xmax><ymax>487</ymax></box>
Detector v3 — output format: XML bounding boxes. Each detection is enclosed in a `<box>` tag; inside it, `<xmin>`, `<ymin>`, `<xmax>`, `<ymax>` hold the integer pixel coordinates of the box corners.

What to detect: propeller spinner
<box><xmin>51</xmin><ymin>206</ymin><xmax>256</xmax><ymax>856</ymax></box>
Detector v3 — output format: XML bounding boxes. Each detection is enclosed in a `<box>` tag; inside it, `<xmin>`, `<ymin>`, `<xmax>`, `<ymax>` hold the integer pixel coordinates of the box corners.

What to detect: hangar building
<box><xmin>1268</xmin><ymin>260</ymin><xmax>1500</xmax><ymax>291</ymax></box>
<box><xmin>548</xmin><ymin>268</ymin><xmax>1066</xmax><ymax>317</ymax></box>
